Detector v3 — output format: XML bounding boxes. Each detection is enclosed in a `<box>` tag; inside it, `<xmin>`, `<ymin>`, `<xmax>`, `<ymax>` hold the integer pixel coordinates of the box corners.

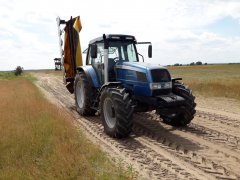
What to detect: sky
<box><xmin>0</xmin><ymin>0</ymin><xmax>240</xmax><ymax>70</ymax></box>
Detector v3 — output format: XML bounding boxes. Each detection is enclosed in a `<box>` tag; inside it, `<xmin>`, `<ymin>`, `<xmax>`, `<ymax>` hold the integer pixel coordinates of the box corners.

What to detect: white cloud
<box><xmin>0</xmin><ymin>0</ymin><xmax>240</xmax><ymax>70</ymax></box>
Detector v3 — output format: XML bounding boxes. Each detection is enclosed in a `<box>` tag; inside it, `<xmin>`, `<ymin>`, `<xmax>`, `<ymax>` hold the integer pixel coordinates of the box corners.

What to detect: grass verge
<box><xmin>0</xmin><ymin>73</ymin><xmax>131</xmax><ymax>179</ymax></box>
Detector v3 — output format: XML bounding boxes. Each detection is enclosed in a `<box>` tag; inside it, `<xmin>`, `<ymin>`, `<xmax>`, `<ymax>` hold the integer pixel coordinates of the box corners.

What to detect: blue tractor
<box><xmin>57</xmin><ymin>17</ymin><xmax>196</xmax><ymax>138</ymax></box>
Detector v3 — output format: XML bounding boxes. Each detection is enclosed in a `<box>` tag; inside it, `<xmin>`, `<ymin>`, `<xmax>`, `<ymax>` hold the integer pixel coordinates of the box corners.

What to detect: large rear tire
<box><xmin>100</xmin><ymin>88</ymin><xmax>133</xmax><ymax>138</ymax></box>
<box><xmin>74</xmin><ymin>72</ymin><xmax>96</xmax><ymax>116</ymax></box>
<box><xmin>161</xmin><ymin>82</ymin><xmax>196</xmax><ymax>126</ymax></box>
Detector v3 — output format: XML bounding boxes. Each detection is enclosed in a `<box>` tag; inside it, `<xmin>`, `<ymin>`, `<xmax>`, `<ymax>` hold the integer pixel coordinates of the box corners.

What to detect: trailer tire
<box><xmin>161</xmin><ymin>82</ymin><xmax>196</xmax><ymax>126</ymax></box>
<box><xmin>100</xmin><ymin>88</ymin><xmax>133</xmax><ymax>138</ymax></box>
<box><xmin>74</xmin><ymin>72</ymin><xmax>96</xmax><ymax>116</ymax></box>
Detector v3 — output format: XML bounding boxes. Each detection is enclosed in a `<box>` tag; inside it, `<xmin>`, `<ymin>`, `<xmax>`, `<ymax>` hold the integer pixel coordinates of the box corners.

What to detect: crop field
<box><xmin>0</xmin><ymin>73</ymin><xmax>131</xmax><ymax>179</ymax></box>
<box><xmin>168</xmin><ymin>64</ymin><xmax>240</xmax><ymax>101</ymax></box>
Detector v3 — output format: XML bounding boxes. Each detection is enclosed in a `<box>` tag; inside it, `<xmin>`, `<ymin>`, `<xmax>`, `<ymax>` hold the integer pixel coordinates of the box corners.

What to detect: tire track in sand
<box><xmin>34</xmin><ymin>74</ymin><xmax>240</xmax><ymax>180</ymax></box>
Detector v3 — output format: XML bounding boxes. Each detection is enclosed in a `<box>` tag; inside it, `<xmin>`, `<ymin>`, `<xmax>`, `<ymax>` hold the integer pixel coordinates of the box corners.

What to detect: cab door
<box><xmin>88</xmin><ymin>43</ymin><xmax>105</xmax><ymax>85</ymax></box>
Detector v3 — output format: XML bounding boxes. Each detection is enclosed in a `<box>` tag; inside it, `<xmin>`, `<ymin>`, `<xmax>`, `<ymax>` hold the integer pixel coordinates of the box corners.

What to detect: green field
<box><xmin>0</xmin><ymin>73</ymin><xmax>132</xmax><ymax>179</ymax></box>
<box><xmin>0</xmin><ymin>72</ymin><xmax>18</xmax><ymax>80</ymax></box>
<box><xmin>168</xmin><ymin>64</ymin><xmax>240</xmax><ymax>101</ymax></box>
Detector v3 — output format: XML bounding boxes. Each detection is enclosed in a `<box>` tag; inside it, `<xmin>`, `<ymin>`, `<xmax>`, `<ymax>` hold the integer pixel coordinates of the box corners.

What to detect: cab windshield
<box><xmin>108</xmin><ymin>41</ymin><xmax>138</xmax><ymax>62</ymax></box>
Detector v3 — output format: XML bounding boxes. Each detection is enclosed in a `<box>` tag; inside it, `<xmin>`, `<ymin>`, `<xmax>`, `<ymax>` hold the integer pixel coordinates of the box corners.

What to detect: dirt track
<box><xmin>34</xmin><ymin>73</ymin><xmax>240</xmax><ymax>180</ymax></box>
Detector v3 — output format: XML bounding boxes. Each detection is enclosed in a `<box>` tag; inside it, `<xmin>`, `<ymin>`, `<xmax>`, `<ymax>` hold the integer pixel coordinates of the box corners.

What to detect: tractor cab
<box><xmin>86</xmin><ymin>34</ymin><xmax>152</xmax><ymax>84</ymax></box>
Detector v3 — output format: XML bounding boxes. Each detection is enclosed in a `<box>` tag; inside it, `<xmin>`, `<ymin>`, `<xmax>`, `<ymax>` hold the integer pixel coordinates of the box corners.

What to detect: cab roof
<box><xmin>89</xmin><ymin>34</ymin><xmax>136</xmax><ymax>44</ymax></box>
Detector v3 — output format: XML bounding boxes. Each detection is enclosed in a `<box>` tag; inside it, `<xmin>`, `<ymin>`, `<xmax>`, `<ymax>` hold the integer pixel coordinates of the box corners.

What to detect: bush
<box><xmin>196</xmin><ymin>61</ymin><xmax>202</xmax><ymax>65</ymax></box>
<box><xmin>14</xmin><ymin>66</ymin><xmax>23</xmax><ymax>76</ymax></box>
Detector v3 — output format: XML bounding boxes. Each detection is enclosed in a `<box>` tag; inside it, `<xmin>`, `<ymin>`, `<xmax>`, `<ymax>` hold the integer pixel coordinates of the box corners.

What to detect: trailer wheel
<box><xmin>100</xmin><ymin>88</ymin><xmax>133</xmax><ymax>138</ymax></box>
<box><xmin>74</xmin><ymin>72</ymin><xmax>96</xmax><ymax>116</ymax></box>
<box><xmin>161</xmin><ymin>82</ymin><xmax>196</xmax><ymax>126</ymax></box>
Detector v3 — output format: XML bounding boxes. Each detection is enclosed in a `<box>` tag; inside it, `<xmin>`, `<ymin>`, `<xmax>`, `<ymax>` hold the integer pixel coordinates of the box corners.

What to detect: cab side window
<box><xmin>127</xmin><ymin>44</ymin><xmax>137</xmax><ymax>62</ymax></box>
<box><xmin>87</xmin><ymin>43</ymin><xmax>104</xmax><ymax>65</ymax></box>
<box><xmin>94</xmin><ymin>43</ymin><xmax>104</xmax><ymax>64</ymax></box>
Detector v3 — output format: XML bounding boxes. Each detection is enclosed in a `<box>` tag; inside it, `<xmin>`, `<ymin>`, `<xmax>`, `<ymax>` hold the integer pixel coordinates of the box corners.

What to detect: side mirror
<box><xmin>148</xmin><ymin>45</ymin><xmax>152</xmax><ymax>58</ymax></box>
<box><xmin>90</xmin><ymin>44</ymin><xmax>97</xmax><ymax>59</ymax></box>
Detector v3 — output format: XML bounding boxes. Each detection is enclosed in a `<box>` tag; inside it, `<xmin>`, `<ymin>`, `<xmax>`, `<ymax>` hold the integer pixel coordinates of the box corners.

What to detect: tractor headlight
<box><xmin>150</xmin><ymin>83</ymin><xmax>161</xmax><ymax>90</ymax></box>
<box><xmin>149</xmin><ymin>82</ymin><xmax>172</xmax><ymax>90</ymax></box>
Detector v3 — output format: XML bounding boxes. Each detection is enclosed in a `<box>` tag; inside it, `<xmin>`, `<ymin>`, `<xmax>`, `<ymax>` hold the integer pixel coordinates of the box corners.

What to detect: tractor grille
<box><xmin>151</xmin><ymin>69</ymin><xmax>171</xmax><ymax>82</ymax></box>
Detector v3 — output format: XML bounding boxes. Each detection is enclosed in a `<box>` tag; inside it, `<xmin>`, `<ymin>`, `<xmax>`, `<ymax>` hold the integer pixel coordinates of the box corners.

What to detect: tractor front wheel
<box><xmin>100</xmin><ymin>88</ymin><xmax>133</xmax><ymax>138</ymax></box>
<box><xmin>160</xmin><ymin>82</ymin><xmax>196</xmax><ymax>126</ymax></box>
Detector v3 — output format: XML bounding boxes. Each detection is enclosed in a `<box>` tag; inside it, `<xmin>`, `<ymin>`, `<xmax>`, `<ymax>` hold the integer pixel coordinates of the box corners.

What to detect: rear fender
<box><xmin>76</xmin><ymin>65</ymin><xmax>101</xmax><ymax>88</ymax></box>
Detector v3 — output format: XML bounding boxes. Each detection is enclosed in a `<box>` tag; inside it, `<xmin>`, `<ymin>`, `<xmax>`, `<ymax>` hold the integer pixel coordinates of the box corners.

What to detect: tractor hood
<box><xmin>115</xmin><ymin>61</ymin><xmax>167</xmax><ymax>73</ymax></box>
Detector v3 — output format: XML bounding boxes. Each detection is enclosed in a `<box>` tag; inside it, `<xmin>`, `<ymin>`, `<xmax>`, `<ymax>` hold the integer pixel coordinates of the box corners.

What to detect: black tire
<box><xmin>74</xmin><ymin>72</ymin><xmax>96</xmax><ymax>116</ymax></box>
<box><xmin>161</xmin><ymin>82</ymin><xmax>196</xmax><ymax>126</ymax></box>
<box><xmin>100</xmin><ymin>88</ymin><xmax>133</xmax><ymax>138</ymax></box>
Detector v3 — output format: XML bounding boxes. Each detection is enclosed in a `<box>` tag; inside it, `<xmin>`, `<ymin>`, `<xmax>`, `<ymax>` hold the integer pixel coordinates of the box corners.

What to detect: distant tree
<box><xmin>14</xmin><ymin>66</ymin><xmax>24</xmax><ymax>76</ymax></box>
<box><xmin>196</xmin><ymin>61</ymin><xmax>202</xmax><ymax>65</ymax></box>
<box><xmin>179</xmin><ymin>64</ymin><xmax>182</xmax><ymax>66</ymax></box>
<box><xmin>190</xmin><ymin>62</ymin><xmax>195</xmax><ymax>66</ymax></box>
<box><xmin>204</xmin><ymin>63</ymin><xmax>208</xmax><ymax>65</ymax></box>
<box><xmin>174</xmin><ymin>63</ymin><xmax>180</xmax><ymax>66</ymax></box>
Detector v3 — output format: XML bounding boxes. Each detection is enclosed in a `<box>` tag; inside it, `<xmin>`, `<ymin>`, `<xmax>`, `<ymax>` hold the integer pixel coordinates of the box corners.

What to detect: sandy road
<box><xmin>34</xmin><ymin>73</ymin><xmax>240</xmax><ymax>180</ymax></box>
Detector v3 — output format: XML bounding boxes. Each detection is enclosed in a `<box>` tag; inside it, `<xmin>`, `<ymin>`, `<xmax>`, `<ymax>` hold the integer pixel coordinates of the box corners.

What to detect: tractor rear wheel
<box><xmin>160</xmin><ymin>82</ymin><xmax>196</xmax><ymax>126</ymax></box>
<box><xmin>74</xmin><ymin>72</ymin><xmax>96</xmax><ymax>116</ymax></box>
<box><xmin>100</xmin><ymin>88</ymin><xmax>133</xmax><ymax>138</ymax></box>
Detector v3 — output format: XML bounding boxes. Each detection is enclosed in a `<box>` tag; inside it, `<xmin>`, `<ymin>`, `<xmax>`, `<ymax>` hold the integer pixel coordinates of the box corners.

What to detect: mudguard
<box><xmin>77</xmin><ymin>65</ymin><xmax>101</xmax><ymax>89</ymax></box>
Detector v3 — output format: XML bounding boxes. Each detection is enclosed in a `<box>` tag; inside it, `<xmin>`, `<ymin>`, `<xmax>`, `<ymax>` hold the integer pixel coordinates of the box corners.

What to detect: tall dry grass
<box><xmin>0</xmin><ymin>78</ymin><xmax>130</xmax><ymax>179</ymax></box>
<box><xmin>169</xmin><ymin>64</ymin><xmax>240</xmax><ymax>100</ymax></box>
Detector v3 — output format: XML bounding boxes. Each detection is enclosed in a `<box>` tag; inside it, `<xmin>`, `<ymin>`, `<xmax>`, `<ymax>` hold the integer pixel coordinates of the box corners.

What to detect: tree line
<box><xmin>173</xmin><ymin>61</ymin><xmax>207</xmax><ymax>66</ymax></box>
